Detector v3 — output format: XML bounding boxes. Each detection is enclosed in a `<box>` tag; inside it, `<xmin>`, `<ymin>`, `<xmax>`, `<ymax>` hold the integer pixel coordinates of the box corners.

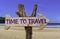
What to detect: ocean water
<box><xmin>0</xmin><ymin>23</ymin><xmax>5</xmax><ymax>26</ymax></box>
<box><xmin>0</xmin><ymin>24</ymin><xmax>60</xmax><ymax>28</ymax></box>
<box><xmin>46</xmin><ymin>25</ymin><xmax>60</xmax><ymax>28</ymax></box>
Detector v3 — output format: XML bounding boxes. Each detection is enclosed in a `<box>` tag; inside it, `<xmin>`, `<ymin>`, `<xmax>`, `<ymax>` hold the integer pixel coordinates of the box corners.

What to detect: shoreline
<box><xmin>0</xmin><ymin>26</ymin><xmax>60</xmax><ymax>32</ymax></box>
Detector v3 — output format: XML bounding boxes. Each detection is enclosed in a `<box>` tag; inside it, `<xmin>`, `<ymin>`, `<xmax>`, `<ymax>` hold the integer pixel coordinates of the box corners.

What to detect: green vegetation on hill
<box><xmin>0</xmin><ymin>17</ymin><xmax>5</xmax><ymax>23</ymax></box>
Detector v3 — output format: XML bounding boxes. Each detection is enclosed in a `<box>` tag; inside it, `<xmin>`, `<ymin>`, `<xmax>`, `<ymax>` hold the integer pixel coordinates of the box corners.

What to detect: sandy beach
<box><xmin>0</xmin><ymin>26</ymin><xmax>60</xmax><ymax>39</ymax></box>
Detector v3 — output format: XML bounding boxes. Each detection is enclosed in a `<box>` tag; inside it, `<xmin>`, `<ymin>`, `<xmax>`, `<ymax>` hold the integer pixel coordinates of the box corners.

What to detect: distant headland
<box><xmin>0</xmin><ymin>17</ymin><xmax>5</xmax><ymax>23</ymax></box>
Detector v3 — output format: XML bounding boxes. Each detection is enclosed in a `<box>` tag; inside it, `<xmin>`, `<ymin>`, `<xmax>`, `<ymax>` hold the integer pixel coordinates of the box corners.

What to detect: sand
<box><xmin>0</xmin><ymin>26</ymin><xmax>60</xmax><ymax>39</ymax></box>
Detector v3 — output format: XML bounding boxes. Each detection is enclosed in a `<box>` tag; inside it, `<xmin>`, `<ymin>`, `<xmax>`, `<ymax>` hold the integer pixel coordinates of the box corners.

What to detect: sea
<box><xmin>0</xmin><ymin>23</ymin><xmax>60</xmax><ymax>28</ymax></box>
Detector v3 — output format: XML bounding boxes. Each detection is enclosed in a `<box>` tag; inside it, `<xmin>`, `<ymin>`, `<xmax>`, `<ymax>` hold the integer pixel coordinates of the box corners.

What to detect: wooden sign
<box><xmin>5</xmin><ymin>15</ymin><xmax>49</xmax><ymax>26</ymax></box>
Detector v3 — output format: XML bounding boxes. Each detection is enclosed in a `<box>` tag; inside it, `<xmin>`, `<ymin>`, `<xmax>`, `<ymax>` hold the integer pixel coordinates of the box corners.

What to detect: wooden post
<box><xmin>25</xmin><ymin>26</ymin><xmax>32</xmax><ymax>39</ymax></box>
<box><xmin>16</xmin><ymin>4</ymin><xmax>37</xmax><ymax>39</ymax></box>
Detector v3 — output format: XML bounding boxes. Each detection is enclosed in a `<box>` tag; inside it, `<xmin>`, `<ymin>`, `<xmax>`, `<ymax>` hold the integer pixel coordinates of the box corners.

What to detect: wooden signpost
<box><xmin>5</xmin><ymin>4</ymin><xmax>49</xmax><ymax>39</ymax></box>
<box><xmin>16</xmin><ymin>4</ymin><xmax>37</xmax><ymax>39</ymax></box>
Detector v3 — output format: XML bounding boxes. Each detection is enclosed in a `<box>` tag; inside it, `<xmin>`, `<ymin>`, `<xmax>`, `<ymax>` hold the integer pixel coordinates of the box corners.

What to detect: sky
<box><xmin>0</xmin><ymin>0</ymin><xmax>60</xmax><ymax>23</ymax></box>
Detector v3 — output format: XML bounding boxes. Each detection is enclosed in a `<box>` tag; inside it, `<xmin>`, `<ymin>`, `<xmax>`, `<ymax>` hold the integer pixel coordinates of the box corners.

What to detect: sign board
<box><xmin>5</xmin><ymin>15</ymin><xmax>49</xmax><ymax>26</ymax></box>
